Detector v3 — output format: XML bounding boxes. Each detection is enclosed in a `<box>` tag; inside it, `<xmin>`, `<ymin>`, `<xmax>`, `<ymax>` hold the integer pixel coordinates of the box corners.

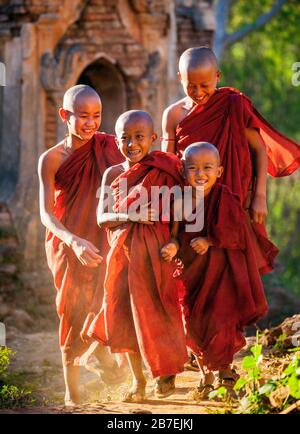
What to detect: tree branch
<box><xmin>213</xmin><ymin>0</ymin><xmax>232</xmax><ymax>61</ymax></box>
<box><xmin>224</xmin><ymin>0</ymin><xmax>287</xmax><ymax>49</ymax></box>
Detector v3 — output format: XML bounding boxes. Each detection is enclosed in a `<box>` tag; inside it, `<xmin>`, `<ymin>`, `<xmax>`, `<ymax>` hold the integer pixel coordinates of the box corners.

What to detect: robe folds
<box><xmin>176</xmin><ymin>87</ymin><xmax>300</xmax><ymax>274</ymax></box>
<box><xmin>88</xmin><ymin>151</ymin><xmax>188</xmax><ymax>378</ymax></box>
<box><xmin>180</xmin><ymin>183</ymin><xmax>268</xmax><ymax>371</ymax></box>
<box><xmin>45</xmin><ymin>132</ymin><xmax>123</xmax><ymax>366</ymax></box>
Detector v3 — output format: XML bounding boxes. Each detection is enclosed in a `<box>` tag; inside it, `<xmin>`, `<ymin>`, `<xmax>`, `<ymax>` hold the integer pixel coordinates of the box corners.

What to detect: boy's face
<box><xmin>179</xmin><ymin>64</ymin><xmax>220</xmax><ymax>106</ymax></box>
<box><xmin>183</xmin><ymin>149</ymin><xmax>223</xmax><ymax>195</ymax></box>
<box><xmin>61</xmin><ymin>95</ymin><xmax>102</xmax><ymax>142</ymax></box>
<box><xmin>115</xmin><ymin>118</ymin><xmax>157</xmax><ymax>165</ymax></box>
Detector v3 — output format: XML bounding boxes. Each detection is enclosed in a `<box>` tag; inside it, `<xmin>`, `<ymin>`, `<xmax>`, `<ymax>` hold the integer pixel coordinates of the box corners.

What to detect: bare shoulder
<box><xmin>102</xmin><ymin>163</ymin><xmax>125</xmax><ymax>186</ymax></box>
<box><xmin>38</xmin><ymin>141</ymin><xmax>66</xmax><ymax>176</ymax></box>
<box><xmin>163</xmin><ymin>97</ymin><xmax>191</xmax><ymax>128</ymax></box>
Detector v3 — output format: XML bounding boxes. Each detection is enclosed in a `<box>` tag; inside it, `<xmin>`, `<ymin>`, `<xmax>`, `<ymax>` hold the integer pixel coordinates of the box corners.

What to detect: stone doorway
<box><xmin>77</xmin><ymin>59</ymin><xmax>127</xmax><ymax>135</ymax></box>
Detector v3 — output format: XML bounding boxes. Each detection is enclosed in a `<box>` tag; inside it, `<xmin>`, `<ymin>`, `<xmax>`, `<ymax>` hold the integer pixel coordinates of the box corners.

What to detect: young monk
<box><xmin>38</xmin><ymin>84</ymin><xmax>125</xmax><ymax>406</ymax></box>
<box><xmin>87</xmin><ymin>110</ymin><xmax>188</xmax><ymax>402</ymax></box>
<box><xmin>162</xmin><ymin>46</ymin><xmax>300</xmax><ymax>275</ymax></box>
<box><xmin>161</xmin><ymin>142</ymin><xmax>268</xmax><ymax>396</ymax></box>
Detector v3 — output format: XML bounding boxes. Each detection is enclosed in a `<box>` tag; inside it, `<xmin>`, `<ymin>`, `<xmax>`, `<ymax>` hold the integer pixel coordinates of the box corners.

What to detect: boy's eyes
<box><xmin>79</xmin><ymin>115</ymin><xmax>100</xmax><ymax>118</ymax></box>
<box><xmin>187</xmin><ymin>166</ymin><xmax>213</xmax><ymax>170</ymax></box>
<box><xmin>187</xmin><ymin>83</ymin><xmax>209</xmax><ymax>89</ymax></box>
<box><xmin>120</xmin><ymin>135</ymin><xmax>144</xmax><ymax>140</ymax></box>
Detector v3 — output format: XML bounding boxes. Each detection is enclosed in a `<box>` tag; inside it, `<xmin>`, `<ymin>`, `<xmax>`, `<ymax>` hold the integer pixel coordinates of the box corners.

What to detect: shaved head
<box><xmin>182</xmin><ymin>142</ymin><xmax>220</xmax><ymax>164</ymax></box>
<box><xmin>179</xmin><ymin>47</ymin><xmax>218</xmax><ymax>74</ymax></box>
<box><xmin>115</xmin><ymin>110</ymin><xmax>154</xmax><ymax>134</ymax></box>
<box><xmin>63</xmin><ymin>84</ymin><xmax>101</xmax><ymax>112</ymax></box>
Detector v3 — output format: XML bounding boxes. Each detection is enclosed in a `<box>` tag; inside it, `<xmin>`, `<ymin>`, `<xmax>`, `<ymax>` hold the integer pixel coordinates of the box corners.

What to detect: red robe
<box><xmin>88</xmin><ymin>151</ymin><xmax>188</xmax><ymax>378</ymax></box>
<box><xmin>180</xmin><ymin>183</ymin><xmax>268</xmax><ymax>370</ymax></box>
<box><xmin>176</xmin><ymin>87</ymin><xmax>300</xmax><ymax>274</ymax></box>
<box><xmin>45</xmin><ymin>132</ymin><xmax>123</xmax><ymax>366</ymax></box>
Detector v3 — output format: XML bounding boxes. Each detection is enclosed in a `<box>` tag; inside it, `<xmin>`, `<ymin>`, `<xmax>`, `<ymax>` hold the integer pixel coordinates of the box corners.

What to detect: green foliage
<box><xmin>221</xmin><ymin>0</ymin><xmax>300</xmax><ymax>296</ymax></box>
<box><xmin>0</xmin><ymin>347</ymin><xmax>13</xmax><ymax>377</ymax></box>
<box><xmin>208</xmin><ymin>335</ymin><xmax>300</xmax><ymax>414</ymax></box>
<box><xmin>0</xmin><ymin>346</ymin><xmax>35</xmax><ymax>408</ymax></box>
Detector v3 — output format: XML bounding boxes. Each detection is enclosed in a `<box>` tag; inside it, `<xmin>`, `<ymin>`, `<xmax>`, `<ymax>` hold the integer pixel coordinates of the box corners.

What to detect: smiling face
<box><xmin>115</xmin><ymin>112</ymin><xmax>157</xmax><ymax>166</ymax></box>
<box><xmin>64</xmin><ymin>94</ymin><xmax>102</xmax><ymax>143</ymax></box>
<box><xmin>179</xmin><ymin>63</ymin><xmax>220</xmax><ymax>106</ymax></box>
<box><xmin>183</xmin><ymin>146</ymin><xmax>223</xmax><ymax>196</ymax></box>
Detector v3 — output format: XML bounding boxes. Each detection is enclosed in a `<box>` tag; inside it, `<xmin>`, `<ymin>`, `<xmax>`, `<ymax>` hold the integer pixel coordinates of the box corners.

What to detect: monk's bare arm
<box><xmin>38</xmin><ymin>150</ymin><xmax>75</xmax><ymax>245</ymax></box>
<box><xmin>97</xmin><ymin>166</ymin><xmax>129</xmax><ymax>229</ymax></box>
<box><xmin>161</xmin><ymin>106</ymin><xmax>177</xmax><ymax>153</ymax></box>
<box><xmin>38</xmin><ymin>148</ymin><xmax>102</xmax><ymax>267</ymax></box>
<box><xmin>161</xmin><ymin>99</ymin><xmax>188</xmax><ymax>153</ymax></box>
<box><xmin>98</xmin><ymin>166</ymin><xmax>156</xmax><ymax>229</ymax></box>
<box><xmin>245</xmin><ymin>127</ymin><xmax>268</xmax><ymax>224</ymax></box>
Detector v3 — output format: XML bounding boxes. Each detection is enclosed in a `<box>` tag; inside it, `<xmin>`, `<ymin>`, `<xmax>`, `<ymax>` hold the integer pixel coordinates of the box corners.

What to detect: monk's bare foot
<box><xmin>122</xmin><ymin>380</ymin><xmax>147</xmax><ymax>402</ymax></box>
<box><xmin>155</xmin><ymin>375</ymin><xmax>176</xmax><ymax>399</ymax></box>
<box><xmin>64</xmin><ymin>392</ymin><xmax>80</xmax><ymax>407</ymax></box>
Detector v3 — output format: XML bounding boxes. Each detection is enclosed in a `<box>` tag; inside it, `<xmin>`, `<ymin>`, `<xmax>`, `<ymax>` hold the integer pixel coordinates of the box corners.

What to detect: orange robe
<box><xmin>88</xmin><ymin>151</ymin><xmax>188</xmax><ymax>377</ymax></box>
<box><xmin>179</xmin><ymin>183</ymin><xmax>268</xmax><ymax>370</ymax></box>
<box><xmin>45</xmin><ymin>132</ymin><xmax>123</xmax><ymax>366</ymax></box>
<box><xmin>176</xmin><ymin>87</ymin><xmax>300</xmax><ymax>274</ymax></box>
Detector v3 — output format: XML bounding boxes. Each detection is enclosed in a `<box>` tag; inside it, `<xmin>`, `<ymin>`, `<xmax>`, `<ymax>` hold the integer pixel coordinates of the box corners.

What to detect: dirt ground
<box><xmin>0</xmin><ymin>327</ymin><xmax>256</xmax><ymax>414</ymax></box>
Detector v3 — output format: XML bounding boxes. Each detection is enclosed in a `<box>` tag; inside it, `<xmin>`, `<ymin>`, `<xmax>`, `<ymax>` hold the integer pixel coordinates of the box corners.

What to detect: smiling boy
<box><xmin>88</xmin><ymin>110</ymin><xmax>188</xmax><ymax>401</ymax></box>
<box><xmin>161</xmin><ymin>142</ymin><xmax>268</xmax><ymax>396</ymax></box>
<box><xmin>162</xmin><ymin>46</ymin><xmax>300</xmax><ymax>275</ymax></box>
<box><xmin>38</xmin><ymin>85</ymin><xmax>124</xmax><ymax>405</ymax></box>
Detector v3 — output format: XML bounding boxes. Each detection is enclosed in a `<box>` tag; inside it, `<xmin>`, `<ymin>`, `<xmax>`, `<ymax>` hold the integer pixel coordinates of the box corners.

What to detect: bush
<box><xmin>0</xmin><ymin>346</ymin><xmax>35</xmax><ymax>408</ymax></box>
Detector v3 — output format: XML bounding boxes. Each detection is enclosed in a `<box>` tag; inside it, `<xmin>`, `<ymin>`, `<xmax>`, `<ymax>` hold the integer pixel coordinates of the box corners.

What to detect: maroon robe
<box><xmin>176</xmin><ymin>87</ymin><xmax>300</xmax><ymax>274</ymax></box>
<box><xmin>45</xmin><ymin>132</ymin><xmax>123</xmax><ymax>366</ymax></box>
<box><xmin>88</xmin><ymin>151</ymin><xmax>188</xmax><ymax>377</ymax></box>
<box><xmin>180</xmin><ymin>183</ymin><xmax>268</xmax><ymax>370</ymax></box>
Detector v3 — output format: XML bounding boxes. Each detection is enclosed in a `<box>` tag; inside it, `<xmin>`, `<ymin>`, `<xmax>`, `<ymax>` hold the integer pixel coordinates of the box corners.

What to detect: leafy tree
<box><xmin>220</xmin><ymin>0</ymin><xmax>300</xmax><ymax>295</ymax></box>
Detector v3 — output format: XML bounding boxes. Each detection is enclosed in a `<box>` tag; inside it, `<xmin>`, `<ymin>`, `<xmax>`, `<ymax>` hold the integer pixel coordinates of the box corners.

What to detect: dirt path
<box><xmin>1</xmin><ymin>327</ymin><xmax>255</xmax><ymax>414</ymax></box>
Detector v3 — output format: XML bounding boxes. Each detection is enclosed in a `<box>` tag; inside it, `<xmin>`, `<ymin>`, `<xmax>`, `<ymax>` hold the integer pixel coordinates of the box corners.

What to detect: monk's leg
<box><xmin>195</xmin><ymin>356</ymin><xmax>215</xmax><ymax>386</ymax></box>
<box><xmin>93</xmin><ymin>343</ymin><xmax>129</xmax><ymax>384</ymax></box>
<box><xmin>62</xmin><ymin>359</ymin><xmax>80</xmax><ymax>406</ymax></box>
<box><xmin>123</xmin><ymin>352</ymin><xmax>146</xmax><ymax>402</ymax></box>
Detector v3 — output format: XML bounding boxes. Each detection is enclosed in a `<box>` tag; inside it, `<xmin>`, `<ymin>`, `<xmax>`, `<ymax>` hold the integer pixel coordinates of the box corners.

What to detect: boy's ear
<box><xmin>152</xmin><ymin>132</ymin><xmax>158</xmax><ymax>143</ymax></box>
<box><xmin>217</xmin><ymin>166</ymin><xmax>224</xmax><ymax>178</ymax></box>
<box><xmin>216</xmin><ymin>70</ymin><xmax>222</xmax><ymax>83</ymax></box>
<box><xmin>59</xmin><ymin>107</ymin><xmax>68</xmax><ymax>123</ymax></box>
<box><xmin>177</xmin><ymin>71</ymin><xmax>182</xmax><ymax>82</ymax></box>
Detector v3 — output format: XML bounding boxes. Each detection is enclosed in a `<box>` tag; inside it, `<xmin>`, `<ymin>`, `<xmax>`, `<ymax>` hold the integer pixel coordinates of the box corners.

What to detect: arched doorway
<box><xmin>77</xmin><ymin>59</ymin><xmax>127</xmax><ymax>134</ymax></box>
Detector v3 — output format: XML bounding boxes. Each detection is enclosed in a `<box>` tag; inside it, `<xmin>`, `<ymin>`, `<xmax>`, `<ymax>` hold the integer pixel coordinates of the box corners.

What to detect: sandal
<box><xmin>154</xmin><ymin>375</ymin><xmax>176</xmax><ymax>399</ymax></box>
<box><xmin>217</xmin><ymin>368</ymin><xmax>240</xmax><ymax>389</ymax></box>
<box><xmin>196</xmin><ymin>383</ymin><xmax>215</xmax><ymax>399</ymax></box>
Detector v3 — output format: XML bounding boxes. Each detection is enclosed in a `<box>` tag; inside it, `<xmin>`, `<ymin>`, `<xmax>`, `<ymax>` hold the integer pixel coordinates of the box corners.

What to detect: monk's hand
<box><xmin>129</xmin><ymin>204</ymin><xmax>156</xmax><ymax>225</ymax></box>
<box><xmin>190</xmin><ymin>237</ymin><xmax>210</xmax><ymax>255</ymax></box>
<box><xmin>71</xmin><ymin>236</ymin><xmax>103</xmax><ymax>267</ymax></box>
<box><xmin>250</xmin><ymin>193</ymin><xmax>268</xmax><ymax>225</ymax></box>
<box><xmin>161</xmin><ymin>242</ymin><xmax>178</xmax><ymax>262</ymax></box>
